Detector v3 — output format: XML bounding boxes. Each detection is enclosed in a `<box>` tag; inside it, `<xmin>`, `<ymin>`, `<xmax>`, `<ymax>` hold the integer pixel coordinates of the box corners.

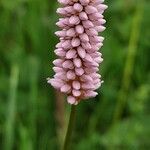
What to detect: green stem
<box><xmin>113</xmin><ymin>2</ymin><xmax>144</xmax><ymax>125</ymax></box>
<box><xmin>62</xmin><ymin>105</ymin><xmax>76</xmax><ymax>150</ymax></box>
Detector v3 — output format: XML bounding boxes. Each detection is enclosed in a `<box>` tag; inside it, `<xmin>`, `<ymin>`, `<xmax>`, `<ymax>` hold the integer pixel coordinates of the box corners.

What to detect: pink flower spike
<box><xmin>48</xmin><ymin>0</ymin><xmax>107</xmax><ymax>104</ymax></box>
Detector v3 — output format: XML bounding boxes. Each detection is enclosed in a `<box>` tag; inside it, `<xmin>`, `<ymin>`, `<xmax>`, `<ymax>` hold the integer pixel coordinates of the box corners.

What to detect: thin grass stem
<box><xmin>4</xmin><ymin>64</ymin><xmax>19</xmax><ymax>150</ymax></box>
<box><xmin>113</xmin><ymin>2</ymin><xmax>144</xmax><ymax>125</ymax></box>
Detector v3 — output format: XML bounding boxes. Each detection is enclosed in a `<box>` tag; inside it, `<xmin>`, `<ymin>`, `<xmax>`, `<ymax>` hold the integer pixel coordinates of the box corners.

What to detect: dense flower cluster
<box><xmin>48</xmin><ymin>0</ymin><xmax>107</xmax><ymax>105</ymax></box>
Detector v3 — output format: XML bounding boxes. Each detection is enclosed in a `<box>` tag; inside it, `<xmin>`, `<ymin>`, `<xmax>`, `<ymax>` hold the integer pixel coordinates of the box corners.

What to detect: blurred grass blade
<box><xmin>19</xmin><ymin>124</ymin><xmax>32</xmax><ymax>150</ymax></box>
<box><xmin>113</xmin><ymin>2</ymin><xmax>144</xmax><ymax>124</ymax></box>
<box><xmin>4</xmin><ymin>64</ymin><xmax>19</xmax><ymax>150</ymax></box>
<box><xmin>28</xmin><ymin>57</ymin><xmax>39</xmax><ymax>149</ymax></box>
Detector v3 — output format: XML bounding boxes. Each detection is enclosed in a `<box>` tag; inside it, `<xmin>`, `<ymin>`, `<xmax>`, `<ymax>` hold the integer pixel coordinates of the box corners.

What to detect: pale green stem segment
<box><xmin>113</xmin><ymin>2</ymin><xmax>144</xmax><ymax>124</ymax></box>
<box><xmin>4</xmin><ymin>64</ymin><xmax>19</xmax><ymax>150</ymax></box>
<box><xmin>62</xmin><ymin>105</ymin><xmax>76</xmax><ymax>150</ymax></box>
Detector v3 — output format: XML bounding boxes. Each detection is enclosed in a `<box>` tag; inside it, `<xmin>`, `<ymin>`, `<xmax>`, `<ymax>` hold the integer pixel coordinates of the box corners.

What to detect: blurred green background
<box><xmin>0</xmin><ymin>0</ymin><xmax>150</xmax><ymax>150</ymax></box>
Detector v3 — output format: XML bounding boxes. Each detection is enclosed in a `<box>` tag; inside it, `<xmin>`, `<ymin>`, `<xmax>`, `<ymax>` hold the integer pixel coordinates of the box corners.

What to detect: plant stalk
<box><xmin>62</xmin><ymin>105</ymin><xmax>76</xmax><ymax>150</ymax></box>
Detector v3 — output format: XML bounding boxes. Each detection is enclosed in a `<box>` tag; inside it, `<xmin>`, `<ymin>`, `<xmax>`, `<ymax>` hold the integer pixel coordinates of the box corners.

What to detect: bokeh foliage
<box><xmin>0</xmin><ymin>0</ymin><xmax>150</xmax><ymax>150</ymax></box>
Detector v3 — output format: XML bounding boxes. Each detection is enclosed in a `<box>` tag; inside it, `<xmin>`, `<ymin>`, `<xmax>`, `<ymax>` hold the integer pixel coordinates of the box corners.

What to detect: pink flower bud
<box><xmin>72</xmin><ymin>90</ymin><xmax>81</xmax><ymax>97</ymax></box>
<box><xmin>67</xmin><ymin>96</ymin><xmax>76</xmax><ymax>105</ymax></box>
<box><xmin>73</xmin><ymin>3</ymin><xmax>83</xmax><ymax>12</ymax></box>
<box><xmin>75</xmin><ymin>68</ymin><xmax>84</xmax><ymax>76</ymax></box>
<box><xmin>72</xmin><ymin>81</ymin><xmax>81</xmax><ymax>90</ymax></box>
<box><xmin>79</xmin><ymin>33</ymin><xmax>89</xmax><ymax>42</ymax></box>
<box><xmin>69</xmin><ymin>15</ymin><xmax>80</xmax><ymax>25</ymax></box>
<box><xmin>66</xmin><ymin>28</ymin><xmax>76</xmax><ymax>37</ymax></box>
<box><xmin>85</xmin><ymin>5</ymin><xmax>98</xmax><ymax>14</ymax></box>
<box><xmin>77</xmin><ymin>46</ymin><xmax>86</xmax><ymax>58</ymax></box>
<box><xmin>71</xmin><ymin>38</ymin><xmax>80</xmax><ymax>47</ymax></box>
<box><xmin>67</xmin><ymin>70</ymin><xmax>76</xmax><ymax>80</ymax></box>
<box><xmin>66</xmin><ymin>49</ymin><xmax>77</xmax><ymax>59</ymax></box>
<box><xmin>61</xmin><ymin>84</ymin><xmax>71</xmax><ymax>93</ymax></box>
<box><xmin>79</xmin><ymin>12</ymin><xmax>88</xmax><ymax>20</ymax></box>
<box><xmin>75</xmin><ymin>25</ymin><xmax>84</xmax><ymax>34</ymax></box>
<box><xmin>73</xmin><ymin>58</ymin><xmax>82</xmax><ymax>68</ymax></box>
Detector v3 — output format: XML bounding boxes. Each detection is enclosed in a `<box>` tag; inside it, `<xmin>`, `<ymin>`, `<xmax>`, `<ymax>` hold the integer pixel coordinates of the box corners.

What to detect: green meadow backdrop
<box><xmin>0</xmin><ymin>0</ymin><xmax>150</xmax><ymax>149</ymax></box>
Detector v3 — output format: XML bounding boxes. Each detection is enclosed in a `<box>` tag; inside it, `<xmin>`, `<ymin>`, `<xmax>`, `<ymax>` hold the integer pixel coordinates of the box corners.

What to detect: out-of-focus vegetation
<box><xmin>0</xmin><ymin>0</ymin><xmax>150</xmax><ymax>150</ymax></box>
